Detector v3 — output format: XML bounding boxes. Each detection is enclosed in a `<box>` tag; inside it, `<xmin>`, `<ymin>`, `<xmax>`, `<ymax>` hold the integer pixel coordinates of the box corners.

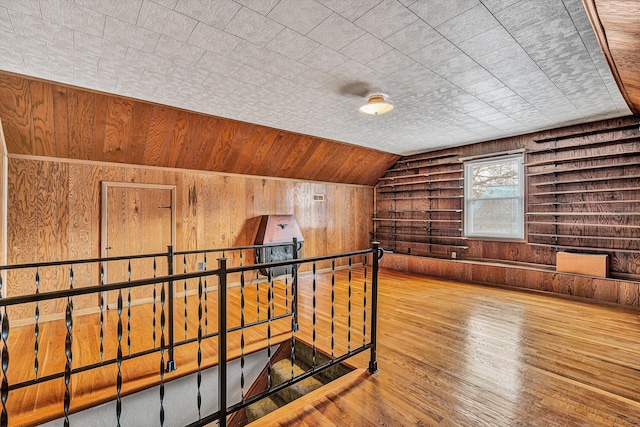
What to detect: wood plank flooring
<box><xmin>258</xmin><ymin>268</ymin><xmax>640</xmax><ymax>427</ymax></box>
<box><xmin>3</xmin><ymin>267</ymin><xmax>640</xmax><ymax>426</ymax></box>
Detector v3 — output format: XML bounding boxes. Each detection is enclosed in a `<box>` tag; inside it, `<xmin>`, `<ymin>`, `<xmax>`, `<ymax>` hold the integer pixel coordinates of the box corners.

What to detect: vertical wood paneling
<box><xmin>67</xmin><ymin>89</ymin><xmax>96</xmax><ymax>160</ymax></box>
<box><xmin>142</xmin><ymin>105</ymin><xmax>176</xmax><ymax>167</ymax></box>
<box><xmin>52</xmin><ymin>85</ymin><xmax>69</xmax><ymax>158</ymax></box>
<box><xmin>0</xmin><ymin>76</ymin><xmax>32</xmax><ymax>155</ymax></box>
<box><xmin>68</xmin><ymin>163</ymin><xmax>94</xmax><ymax>312</ymax></box>
<box><xmin>103</xmin><ymin>97</ymin><xmax>133</xmax><ymax>163</ymax></box>
<box><xmin>125</xmin><ymin>102</ymin><xmax>153</xmax><ymax>165</ymax></box>
<box><xmin>7</xmin><ymin>158</ymin><xmax>38</xmax><ymax>320</ymax></box>
<box><xmin>29</xmin><ymin>81</ymin><xmax>55</xmax><ymax>157</ymax></box>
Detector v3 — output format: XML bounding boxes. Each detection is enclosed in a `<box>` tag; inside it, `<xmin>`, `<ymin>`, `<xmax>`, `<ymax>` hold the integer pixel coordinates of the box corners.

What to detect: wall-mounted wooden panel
<box><xmin>5</xmin><ymin>156</ymin><xmax>374</xmax><ymax>320</ymax></box>
<box><xmin>0</xmin><ymin>73</ymin><xmax>399</xmax><ymax>186</ymax></box>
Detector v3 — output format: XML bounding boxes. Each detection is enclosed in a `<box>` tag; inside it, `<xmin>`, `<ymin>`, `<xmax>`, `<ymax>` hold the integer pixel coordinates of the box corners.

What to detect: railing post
<box><xmin>292</xmin><ymin>238</ymin><xmax>299</xmax><ymax>331</ymax></box>
<box><xmin>368</xmin><ymin>242</ymin><xmax>381</xmax><ymax>373</ymax></box>
<box><xmin>166</xmin><ymin>245</ymin><xmax>177</xmax><ymax>373</ymax></box>
<box><xmin>218</xmin><ymin>257</ymin><xmax>228</xmax><ymax>427</ymax></box>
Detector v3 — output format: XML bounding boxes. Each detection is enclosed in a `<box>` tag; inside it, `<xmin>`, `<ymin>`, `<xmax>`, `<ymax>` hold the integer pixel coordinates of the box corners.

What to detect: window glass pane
<box><xmin>471</xmin><ymin>159</ymin><xmax>519</xmax><ymax>198</ymax></box>
<box><xmin>469</xmin><ymin>199</ymin><xmax>521</xmax><ymax>236</ymax></box>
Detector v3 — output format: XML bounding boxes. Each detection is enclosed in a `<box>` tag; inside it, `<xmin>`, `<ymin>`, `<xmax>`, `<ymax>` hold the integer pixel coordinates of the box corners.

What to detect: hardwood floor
<box><xmin>260</xmin><ymin>268</ymin><xmax>640</xmax><ymax>427</ymax></box>
<box><xmin>3</xmin><ymin>267</ymin><xmax>640</xmax><ymax>426</ymax></box>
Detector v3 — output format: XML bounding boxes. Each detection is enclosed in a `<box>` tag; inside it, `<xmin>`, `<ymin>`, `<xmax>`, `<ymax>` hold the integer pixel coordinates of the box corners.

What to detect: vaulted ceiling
<box><xmin>0</xmin><ymin>0</ymin><xmax>633</xmax><ymax>156</ymax></box>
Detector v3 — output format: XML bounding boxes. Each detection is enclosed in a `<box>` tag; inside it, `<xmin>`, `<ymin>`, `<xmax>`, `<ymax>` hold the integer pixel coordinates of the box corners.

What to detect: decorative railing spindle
<box><xmin>363</xmin><ymin>254</ymin><xmax>368</xmax><ymax>347</ymax></box>
<box><xmin>369</xmin><ymin>242</ymin><xmax>381</xmax><ymax>373</ymax></box>
<box><xmin>127</xmin><ymin>260</ymin><xmax>132</xmax><ymax>355</ymax></box>
<box><xmin>312</xmin><ymin>262</ymin><xmax>317</xmax><ymax>368</ymax></box>
<box><xmin>331</xmin><ymin>260</ymin><xmax>335</xmax><ymax>359</ymax></box>
<box><xmin>152</xmin><ymin>258</ymin><xmax>157</xmax><ymax>347</ymax></box>
<box><xmin>166</xmin><ymin>246</ymin><xmax>176</xmax><ymax>372</ymax></box>
<box><xmin>63</xmin><ymin>267</ymin><xmax>74</xmax><ymax>427</ymax></box>
<box><xmin>203</xmin><ymin>253</ymin><xmax>208</xmax><ymax>335</ymax></box>
<box><xmin>159</xmin><ymin>277</ymin><xmax>166</xmax><ymax>426</ymax></box>
<box><xmin>1</xmin><ymin>305</ymin><xmax>9</xmax><ymax>427</ymax></box>
<box><xmin>34</xmin><ymin>269</ymin><xmax>40</xmax><ymax>378</ymax></box>
<box><xmin>116</xmin><ymin>279</ymin><xmax>124</xmax><ymax>425</ymax></box>
<box><xmin>196</xmin><ymin>276</ymin><xmax>203</xmax><ymax>419</ymax></box>
<box><xmin>183</xmin><ymin>255</ymin><xmax>188</xmax><ymax>341</ymax></box>
<box><xmin>99</xmin><ymin>264</ymin><xmax>105</xmax><ymax>361</ymax></box>
<box><xmin>240</xmin><ymin>271</ymin><xmax>246</xmax><ymax>399</ymax></box>
<box><xmin>217</xmin><ymin>257</ymin><xmax>228</xmax><ymax>427</ymax></box>
<box><xmin>348</xmin><ymin>256</ymin><xmax>352</xmax><ymax>353</ymax></box>
<box><xmin>266</xmin><ymin>269</ymin><xmax>272</xmax><ymax>389</ymax></box>
<box><xmin>256</xmin><ymin>274</ymin><xmax>261</xmax><ymax>322</ymax></box>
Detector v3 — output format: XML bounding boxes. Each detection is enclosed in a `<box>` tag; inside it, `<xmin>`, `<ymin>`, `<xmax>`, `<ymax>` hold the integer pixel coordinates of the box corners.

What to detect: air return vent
<box><xmin>313</xmin><ymin>194</ymin><xmax>325</xmax><ymax>202</ymax></box>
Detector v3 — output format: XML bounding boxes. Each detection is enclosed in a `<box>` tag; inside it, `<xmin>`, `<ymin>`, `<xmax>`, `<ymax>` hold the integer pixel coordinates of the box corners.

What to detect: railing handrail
<box><xmin>0</xmin><ymin>242</ymin><xmax>297</xmax><ymax>271</ymax></box>
<box><xmin>0</xmin><ymin>250</ymin><xmax>371</xmax><ymax>307</ymax></box>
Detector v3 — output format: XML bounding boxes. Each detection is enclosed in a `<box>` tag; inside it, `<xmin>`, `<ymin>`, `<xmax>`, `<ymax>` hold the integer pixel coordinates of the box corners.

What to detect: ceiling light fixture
<box><xmin>359</xmin><ymin>93</ymin><xmax>394</xmax><ymax>115</ymax></box>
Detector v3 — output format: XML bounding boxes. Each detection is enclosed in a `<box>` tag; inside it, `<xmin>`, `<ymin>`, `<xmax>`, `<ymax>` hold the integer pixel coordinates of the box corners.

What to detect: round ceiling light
<box><xmin>359</xmin><ymin>93</ymin><xmax>394</xmax><ymax>115</ymax></box>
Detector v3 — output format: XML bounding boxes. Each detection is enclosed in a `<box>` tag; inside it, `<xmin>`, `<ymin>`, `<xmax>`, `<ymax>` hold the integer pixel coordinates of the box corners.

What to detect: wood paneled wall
<box><xmin>6</xmin><ymin>156</ymin><xmax>374</xmax><ymax>320</ymax></box>
<box><xmin>0</xmin><ymin>73</ymin><xmax>400</xmax><ymax>186</ymax></box>
<box><xmin>376</xmin><ymin>116</ymin><xmax>640</xmax><ymax>280</ymax></box>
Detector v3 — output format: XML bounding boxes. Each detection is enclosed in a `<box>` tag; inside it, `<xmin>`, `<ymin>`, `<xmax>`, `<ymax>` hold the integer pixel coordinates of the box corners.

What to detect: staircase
<box><xmin>245</xmin><ymin>341</ymin><xmax>352</xmax><ymax>423</ymax></box>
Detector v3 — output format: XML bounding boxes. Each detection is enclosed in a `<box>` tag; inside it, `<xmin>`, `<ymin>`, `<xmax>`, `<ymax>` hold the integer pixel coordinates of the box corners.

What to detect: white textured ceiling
<box><xmin>0</xmin><ymin>0</ymin><xmax>631</xmax><ymax>155</ymax></box>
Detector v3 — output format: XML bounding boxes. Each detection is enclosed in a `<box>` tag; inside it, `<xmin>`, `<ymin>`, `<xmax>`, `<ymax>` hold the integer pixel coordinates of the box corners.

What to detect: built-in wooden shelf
<box><xmin>528</xmin><ymin>242</ymin><xmax>640</xmax><ymax>254</ymax></box>
<box><xmin>526</xmin><ymin>211</ymin><xmax>640</xmax><ymax>216</ymax></box>
<box><xmin>378</xmin><ymin>186</ymin><xmax>463</xmax><ymax>194</ymax></box>
<box><xmin>530</xmin><ymin>187</ymin><xmax>640</xmax><ymax>196</ymax></box>
<box><xmin>378</xmin><ymin>177</ymin><xmax>463</xmax><ymax>187</ymax></box>
<box><xmin>400</xmin><ymin>153</ymin><xmax>459</xmax><ymax>163</ymax></box>
<box><xmin>528</xmin><ymin>200</ymin><xmax>640</xmax><ymax>206</ymax></box>
<box><xmin>377</xmin><ymin>195</ymin><xmax>463</xmax><ymax>201</ymax></box>
<box><xmin>373</xmin><ymin>218</ymin><xmax>462</xmax><ymax>223</ymax></box>
<box><xmin>375</xmin><ymin>157</ymin><xmax>464</xmax><ymax>256</ymax></box>
<box><xmin>374</xmin><ymin>226</ymin><xmax>464</xmax><ymax>232</ymax></box>
<box><xmin>526</xmin><ymin>148</ymin><xmax>640</xmax><ymax>167</ymax></box>
<box><xmin>528</xmin><ymin>233</ymin><xmax>640</xmax><ymax>242</ymax></box>
<box><xmin>376</xmin><ymin>234</ymin><xmax>467</xmax><ymax>242</ymax></box>
<box><xmin>533</xmin><ymin>123</ymin><xmax>640</xmax><ymax>143</ymax></box>
<box><xmin>376</xmin><ymin>209</ymin><xmax>463</xmax><ymax>213</ymax></box>
<box><xmin>528</xmin><ymin>221</ymin><xmax>639</xmax><ymax>229</ymax></box>
<box><xmin>530</xmin><ymin>174</ymin><xmax>640</xmax><ymax>187</ymax></box>
<box><xmin>378</xmin><ymin>239</ymin><xmax>469</xmax><ymax>250</ymax></box>
<box><xmin>379</xmin><ymin>169</ymin><xmax>462</xmax><ymax>180</ymax></box>
<box><xmin>528</xmin><ymin>135</ymin><xmax>640</xmax><ymax>153</ymax></box>
<box><xmin>526</xmin><ymin>159</ymin><xmax>640</xmax><ymax>176</ymax></box>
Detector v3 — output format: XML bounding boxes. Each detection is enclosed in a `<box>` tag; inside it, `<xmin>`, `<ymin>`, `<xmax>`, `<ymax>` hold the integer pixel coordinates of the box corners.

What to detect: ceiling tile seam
<box><xmin>476</xmin><ymin>1</ymin><xmax>588</xmax><ymax>120</ymax></box>
<box><xmin>407</xmin><ymin>1</ymin><xmax>479</xmax><ymax>32</ymax></box>
<box><xmin>317</xmin><ymin>0</ymin><xmax>382</xmax><ymax>24</ymax></box>
<box><xmin>559</xmin><ymin>0</ymin><xmax>621</xmax><ymax>112</ymax></box>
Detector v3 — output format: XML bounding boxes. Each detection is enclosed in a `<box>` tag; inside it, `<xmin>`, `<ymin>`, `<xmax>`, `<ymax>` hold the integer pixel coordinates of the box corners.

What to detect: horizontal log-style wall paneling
<box><xmin>381</xmin><ymin>253</ymin><xmax>639</xmax><ymax>309</ymax></box>
<box><xmin>0</xmin><ymin>73</ymin><xmax>400</xmax><ymax>186</ymax></box>
<box><xmin>6</xmin><ymin>156</ymin><xmax>374</xmax><ymax>321</ymax></box>
<box><xmin>376</xmin><ymin>116</ymin><xmax>640</xmax><ymax>279</ymax></box>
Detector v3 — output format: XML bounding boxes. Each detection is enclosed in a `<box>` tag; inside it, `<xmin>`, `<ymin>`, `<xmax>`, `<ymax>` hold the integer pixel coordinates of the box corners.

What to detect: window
<box><xmin>464</xmin><ymin>154</ymin><xmax>524</xmax><ymax>240</ymax></box>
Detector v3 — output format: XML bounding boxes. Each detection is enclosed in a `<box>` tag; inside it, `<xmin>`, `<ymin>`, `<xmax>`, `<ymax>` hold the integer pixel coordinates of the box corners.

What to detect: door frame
<box><xmin>100</xmin><ymin>182</ymin><xmax>177</xmax><ymax>307</ymax></box>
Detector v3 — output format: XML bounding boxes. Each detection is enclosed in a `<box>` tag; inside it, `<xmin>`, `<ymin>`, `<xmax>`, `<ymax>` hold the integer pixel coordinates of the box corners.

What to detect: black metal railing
<box><xmin>0</xmin><ymin>241</ymin><xmax>382</xmax><ymax>426</ymax></box>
